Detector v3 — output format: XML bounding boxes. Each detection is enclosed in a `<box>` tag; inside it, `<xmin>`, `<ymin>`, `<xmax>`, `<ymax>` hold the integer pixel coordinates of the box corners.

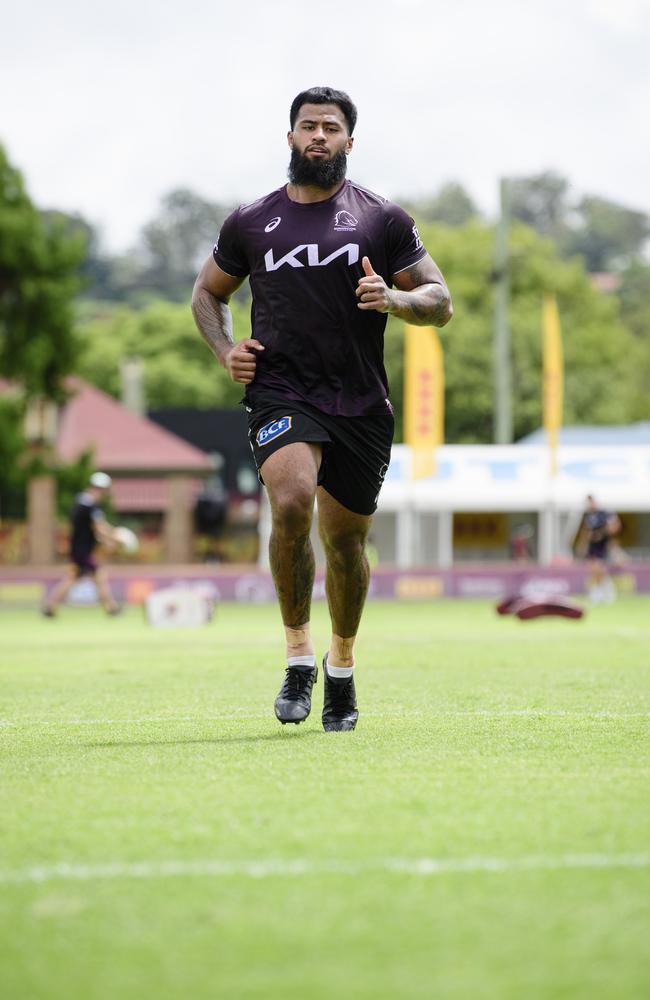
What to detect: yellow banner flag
<box><xmin>404</xmin><ymin>325</ymin><xmax>444</xmax><ymax>479</ymax></box>
<box><xmin>542</xmin><ymin>293</ymin><xmax>564</xmax><ymax>477</ymax></box>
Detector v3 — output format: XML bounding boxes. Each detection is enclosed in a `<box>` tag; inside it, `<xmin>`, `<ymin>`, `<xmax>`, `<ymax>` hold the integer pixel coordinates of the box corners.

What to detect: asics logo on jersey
<box><xmin>264</xmin><ymin>216</ymin><xmax>282</xmax><ymax>233</ymax></box>
<box><xmin>264</xmin><ymin>243</ymin><xmax>360</xmax><ymax>271</ymax></box>
<box><xmin>334</xmin><ymin>211</ymin><xmax>358</xmax><ymax>232</ymax></box>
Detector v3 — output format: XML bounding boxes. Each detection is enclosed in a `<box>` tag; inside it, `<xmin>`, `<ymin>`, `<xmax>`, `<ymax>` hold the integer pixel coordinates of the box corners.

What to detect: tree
<box><xmin>563</xmin><ymin>196</ymin><xmax>650</xmax><ymax>272</ymax></box>
<box><xmin>508</xmin><ymin>171</ymin><xmax>571</xmax><ymax>239</ymax></box>
<box><xmin>139</xmin><ymin>188</ymin><xmax>235</xmax><ymax>299</ymax></box>
<box><xmin>402</xmin><ymin>182</ymin><xmax>479</xmax><ymax>226</ymax></box>
<box><xmin>385</xmin><ymin>216</ymin><xmax>643</xmax><ymax>443</ymax></box>
<box><xmin>40</xmin><ymin>209</ymin><xmax>140</xmax><ymax>303</ymax></box>
<box><xmin>618</xmin><ymin>259</ymin><xmax>650</xmax><ymax>337</ymax></box>
<box><xmin>76</xmin><ymin>298</ymin><xmax>251</xmax><ymax>409</ymax></box>
<box><xmin>0</xmin><ymin>391</ymin><xmax>97</xmax><ymax>521</ymax></box>
<box><xmin>506</xmin><ymin>173</ymin><xmax>650</xmax><ymax>272</ymax></box>
<box><xmin>0</xmin><ymin>394</ymin><xmax>27</xmax><ymax>516</ymax></box>
<box><xmin>56</xmin><ymin>189</ymin><xmax>239</xmax><ymax>306</ymax></box>
<box><xmin>0</xmin><ymin>144</ymin><xmax>85</xmax><ymax>399</ymax></box>
<box><xmin>616</xmin><ymin>260</ymin><xmax>650</xmax><ymax>419</ymax></box>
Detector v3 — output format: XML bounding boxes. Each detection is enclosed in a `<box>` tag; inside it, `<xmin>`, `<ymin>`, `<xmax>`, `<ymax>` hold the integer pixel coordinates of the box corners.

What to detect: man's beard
<box><xmin>288</xmin><ymin>147</ymin><xmax>348</xmax><ymax>189</ymax></box>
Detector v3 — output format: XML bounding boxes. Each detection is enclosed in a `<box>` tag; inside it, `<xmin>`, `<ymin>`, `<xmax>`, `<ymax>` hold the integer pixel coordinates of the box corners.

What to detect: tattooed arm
<box><xmin>356</xmin><ymin>254</ymin><xmax>453</xmax><ymax>327</ymax></box>
<box><xmin>191</xmin><ymin>257</ymin><xmax>264</xmax><ymax>384</ymax></box>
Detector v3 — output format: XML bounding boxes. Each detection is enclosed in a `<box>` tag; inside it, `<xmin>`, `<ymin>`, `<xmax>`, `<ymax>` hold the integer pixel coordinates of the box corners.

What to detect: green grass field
<box><xmin>1</xmin><ymin>596</ymin><xmax>649</xmax><ymax>999</ymax></box>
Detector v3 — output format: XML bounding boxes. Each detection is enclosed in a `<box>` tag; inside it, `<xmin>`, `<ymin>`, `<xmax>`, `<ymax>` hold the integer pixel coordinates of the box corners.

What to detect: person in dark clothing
<box><xmin>192</xmin><ymin>86</ymin><xmax>452</xmax><ymax>730</ymax></box>
<box><xmin>42</xmin><ymin>472</ymin><xmax>120</xmax><ymax>616</ymax></box>
<box><xmin>576</xmin><ymin>494</ymin><xmax>621</xmax><ymax>603</ymax></box>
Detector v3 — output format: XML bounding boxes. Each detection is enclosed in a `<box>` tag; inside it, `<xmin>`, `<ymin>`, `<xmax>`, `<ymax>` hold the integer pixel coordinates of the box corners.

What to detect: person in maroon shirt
<box><xmin>192</xmin><ymin>86</ymin><xmax>452</xmax><ymax>731</ymax></box>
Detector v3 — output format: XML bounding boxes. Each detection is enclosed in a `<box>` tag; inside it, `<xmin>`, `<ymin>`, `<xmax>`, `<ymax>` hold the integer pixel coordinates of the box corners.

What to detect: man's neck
<box><xmin>286</xmin><ymin>179</ymin><xmax>346</xmax><ymax>204</ymax></box>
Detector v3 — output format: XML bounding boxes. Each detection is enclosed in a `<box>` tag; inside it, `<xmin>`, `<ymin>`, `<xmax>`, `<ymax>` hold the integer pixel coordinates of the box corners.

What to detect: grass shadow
<box><xmin>83</xmin><ymin>728</ymin><xmax>322</xmax><ymax>749</ymax></box>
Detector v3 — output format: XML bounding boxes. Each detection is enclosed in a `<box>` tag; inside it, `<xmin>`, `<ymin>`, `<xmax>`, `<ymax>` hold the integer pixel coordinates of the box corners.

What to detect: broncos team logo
<box><xmin>333</xmin><ymin>210</ymin><xmax>358</xmax><ymax>231</ymax></box>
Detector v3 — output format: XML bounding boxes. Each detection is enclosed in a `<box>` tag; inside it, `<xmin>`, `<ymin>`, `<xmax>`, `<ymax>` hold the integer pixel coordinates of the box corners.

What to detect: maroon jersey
<box><xmin>213</xmin><ymin>180</ymin><xmax>427</xmax><ymax>416</ymax></box>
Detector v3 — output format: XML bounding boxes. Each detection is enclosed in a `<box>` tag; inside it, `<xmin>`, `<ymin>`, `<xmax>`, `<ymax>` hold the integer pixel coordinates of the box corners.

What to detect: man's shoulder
<box><xmin>235</xmin><ymin>186</ymin><xmax>286</xmax><ymax>222</ymax></box>
<box><xmin>343</xmin><ymin>182</ymin><xmax>415</xmax><ymax>228</ymax></box>
<box><xmin>343</xmin><ymin>180</ymin><xmax>389</xmax><ymax>209</ymax></box>
<box><xmin>345</xmin><ymin>180</ymin><xmax>413</xmax><ymax>212</ymax></box>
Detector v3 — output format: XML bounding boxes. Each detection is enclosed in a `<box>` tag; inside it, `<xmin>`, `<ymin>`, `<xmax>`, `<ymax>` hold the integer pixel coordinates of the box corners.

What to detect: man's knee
<box><xmin>270</xmin><ymin>484</ymin><xmax>315</xmax><ymax>537</ymax></box>
<box><xmin>321</xmin><ymin>522</ymin><xmax>368</xmax><ymax>561</ymax></box>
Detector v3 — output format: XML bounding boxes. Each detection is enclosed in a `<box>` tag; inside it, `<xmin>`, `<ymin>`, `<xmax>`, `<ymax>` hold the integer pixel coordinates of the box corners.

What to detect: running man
<box><xmin>192</xmin><ymin>86</ymin><xmax>452</xmax><ymax>730</ymax></box>
<box><xmin>43</xmin><ymin>472</ymin><xmax>121</xmax><ymax>616</ymax></box>
<box><xmin>577</xmin><ymin>494</ymin><xmax>621</xmax><ymax>603</ymax></box>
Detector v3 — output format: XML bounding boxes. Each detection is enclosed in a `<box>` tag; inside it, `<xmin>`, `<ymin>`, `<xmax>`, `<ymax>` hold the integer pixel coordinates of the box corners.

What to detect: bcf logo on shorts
<box><xmin>256</xmin><ymin>416</ymin><xmax>292</xmax><ymax>447</ymax></box>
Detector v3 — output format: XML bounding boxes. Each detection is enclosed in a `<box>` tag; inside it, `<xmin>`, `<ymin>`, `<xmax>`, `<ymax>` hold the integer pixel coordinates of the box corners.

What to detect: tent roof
<box><xmin>377</xmin><ymin>444</ymin><xmax>650</xmax><ymax>512</ymax></box>
<box><xmin>518</xmin><ymin>423</ymin><xmax>650</xmax><ymax>446</ymax></box>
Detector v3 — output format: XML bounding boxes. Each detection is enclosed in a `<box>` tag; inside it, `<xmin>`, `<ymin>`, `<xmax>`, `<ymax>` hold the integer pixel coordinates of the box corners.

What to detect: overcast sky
<box><xmin>2</xmin><ymin>0</ymin><xmax>649</xmax><ymax>252</ymax></box>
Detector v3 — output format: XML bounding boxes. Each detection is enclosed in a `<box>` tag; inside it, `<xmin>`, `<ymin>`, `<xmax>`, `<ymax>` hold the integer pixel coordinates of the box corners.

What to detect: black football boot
<box><xmin>274</xmin><ymin>664</ymin><xmax>318</xmax><ymax>724</ymax></box>
<box><xmin>322</xmin><ymin>654</ymin><xmax>359</xmax><ymax>732</ymax></box>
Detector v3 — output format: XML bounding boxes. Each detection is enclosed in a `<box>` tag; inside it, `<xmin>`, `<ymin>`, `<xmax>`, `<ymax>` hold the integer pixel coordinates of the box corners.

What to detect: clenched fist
<box><xmin>224</xmin><ymin>339</ymin><xmax>265</xmax><ymax>384</ymax></box>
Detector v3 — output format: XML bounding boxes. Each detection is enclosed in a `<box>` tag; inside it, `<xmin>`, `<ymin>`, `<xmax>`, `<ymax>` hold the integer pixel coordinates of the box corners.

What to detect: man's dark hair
<box><xmin>289</xmin><ymin>87</ymin><xmax>358</xmax><ymax>135</ymax></box>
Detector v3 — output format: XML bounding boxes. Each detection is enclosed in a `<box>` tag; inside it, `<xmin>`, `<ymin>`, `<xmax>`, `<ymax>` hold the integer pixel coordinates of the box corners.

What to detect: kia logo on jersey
<box><xmin>264</xmin><ymin>243</ymin><xmax>360</xmax><ymax>271</ymax></box>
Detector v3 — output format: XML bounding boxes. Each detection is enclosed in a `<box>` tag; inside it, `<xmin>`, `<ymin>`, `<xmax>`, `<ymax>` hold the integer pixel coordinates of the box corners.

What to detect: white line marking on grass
<box><xmin>1</xmin><ymin>853</ymin><xmax>648</xmax><ymax>885</ymax></box>
<box><xmin>1</xmin><ymin>710</ymin><xmax>649</xmax><ymax>729</ymax></box>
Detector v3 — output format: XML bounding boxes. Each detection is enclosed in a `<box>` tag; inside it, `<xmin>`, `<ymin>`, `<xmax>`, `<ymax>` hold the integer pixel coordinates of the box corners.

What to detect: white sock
<box><xmin>288</xmin><ymin>655</ymin><xmax>316</xmax><ymax>669</ymax></box>
<box><xmin>326</xmin><ymin>663</ymin><xmax>354</xmax><ymax>679</ymax></box>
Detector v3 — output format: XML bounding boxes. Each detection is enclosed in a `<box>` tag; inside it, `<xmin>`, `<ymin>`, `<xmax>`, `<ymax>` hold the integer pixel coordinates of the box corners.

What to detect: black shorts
<box><xmin>246</xmin><ymin>394</ymin><xmax>394</xmax><ymax>516</ymax></box>
<box><xmin>587</xmin><ymin>540</ymin><xmax>609</xmax><ymax>561</ymax></box>
<box><xmin>71</xmin><ymin>551</ymin><xmax>98</xmax><ymax>576</ymax></box>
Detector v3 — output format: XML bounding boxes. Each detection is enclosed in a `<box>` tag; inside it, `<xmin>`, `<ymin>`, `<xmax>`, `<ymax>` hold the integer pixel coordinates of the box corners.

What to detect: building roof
<box><xmin>517</xmin><ymin>423</ymin><xmax>650</xmax><ymax>446</ymax></box>
<box><xmin>56</xmin><ymin>379</ymin><xmax>212</xmax><ymax>474</ymax></box>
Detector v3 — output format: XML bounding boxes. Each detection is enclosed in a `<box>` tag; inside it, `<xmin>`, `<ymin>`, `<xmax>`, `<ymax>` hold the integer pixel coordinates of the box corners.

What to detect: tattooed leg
<box><xmin>262</xmin><ymin>443</ymin><xmax>321</xmax><ymax>654</ymax></box>
<box><xmin>316</xmin><ymin>487</ymin><xmax>372</xmax><ymax>665</ymax></box>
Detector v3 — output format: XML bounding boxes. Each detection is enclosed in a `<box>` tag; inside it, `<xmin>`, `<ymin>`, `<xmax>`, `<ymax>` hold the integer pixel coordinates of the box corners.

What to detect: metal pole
<box><xmin>493</xmin><ymin>178</ymin><xmax>512</xmax><ymax>443</ymax></box>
